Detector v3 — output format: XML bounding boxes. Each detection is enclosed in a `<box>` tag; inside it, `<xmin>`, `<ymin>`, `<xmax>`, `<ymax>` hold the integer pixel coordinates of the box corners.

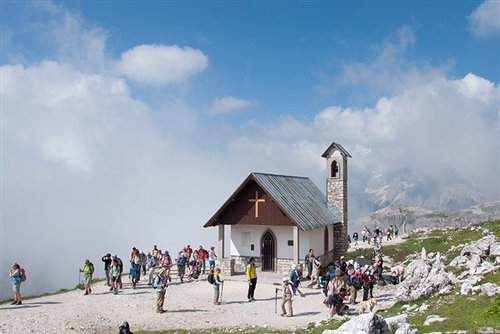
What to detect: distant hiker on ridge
<box><xmin>101</xmin><ymin>253</ymin><xmax>112</xmax><ymax>286</ymax></box>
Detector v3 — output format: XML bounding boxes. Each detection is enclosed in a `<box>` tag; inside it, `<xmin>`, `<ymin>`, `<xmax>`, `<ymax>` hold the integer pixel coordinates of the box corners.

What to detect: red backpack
<box><xmin>19</xmin><ymin>268</ymin><xmax>27</xmax><ymax>282</ymax></box>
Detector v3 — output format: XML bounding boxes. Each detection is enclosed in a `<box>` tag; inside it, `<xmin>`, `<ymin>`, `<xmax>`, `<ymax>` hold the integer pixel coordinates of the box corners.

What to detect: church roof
<box><xmin>204</xmin><ymin>172</ymin><xmax>341</xmax><ymax>231</ymax></box>
<box><xmin>321</xmin><ymin>142</ymin><xmax>352</xmax><ymax>158</ymax></box>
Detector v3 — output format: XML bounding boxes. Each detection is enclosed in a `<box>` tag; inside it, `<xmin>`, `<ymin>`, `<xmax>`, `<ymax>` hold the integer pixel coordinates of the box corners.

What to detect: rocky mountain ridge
<box><xmin>356</xmin><ymin>200</ymin><xmax>500</xmax><ymax>233</ymax></box>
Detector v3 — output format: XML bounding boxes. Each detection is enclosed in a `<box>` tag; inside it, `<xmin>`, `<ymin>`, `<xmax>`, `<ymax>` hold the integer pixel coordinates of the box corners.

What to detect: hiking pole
<box><xmin>220</xmin><ymin>283</ymin><xmax>224</xmax><ymax>303</ymax></box>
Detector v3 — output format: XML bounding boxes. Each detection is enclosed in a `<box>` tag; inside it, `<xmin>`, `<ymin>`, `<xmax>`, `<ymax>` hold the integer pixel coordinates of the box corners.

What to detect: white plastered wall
<box><xmin>230</xmin><ymin>225</ymin><xmax>295</xmax><ymax>259</ymax></box>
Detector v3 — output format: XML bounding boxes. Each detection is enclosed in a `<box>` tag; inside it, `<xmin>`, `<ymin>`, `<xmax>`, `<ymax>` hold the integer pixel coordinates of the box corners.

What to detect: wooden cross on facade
<box><xmin>249</xmin><ymin>191</ymin><xmax>265</xmax><ymax>218</ymax></box>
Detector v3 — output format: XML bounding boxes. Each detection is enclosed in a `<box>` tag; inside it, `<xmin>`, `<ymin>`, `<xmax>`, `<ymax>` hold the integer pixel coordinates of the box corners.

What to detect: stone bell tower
<box><xmin>322</xmin><ymin>141</ymin><xmax>351</xmax><ymax>260</ymax></box>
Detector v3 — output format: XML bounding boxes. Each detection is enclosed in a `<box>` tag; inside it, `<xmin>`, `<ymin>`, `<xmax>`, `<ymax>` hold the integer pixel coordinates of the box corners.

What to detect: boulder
<box><xmin>385</xmin><ymin>313</ymin><xmax>410</xmax><ymax>329</ymax></box>
<box><xmin>322</xmin><ymin>313</ymin><xmax>391</xmax><ymax>334</ymax></box>
<box><xmin>461</xmin><ymin>235</ymin><xmax>496</xmax><ymax>257</ymax></box>
<box><xmin>477</xmin><ymin>283</ymin><xmax>500</xmax><ymax>297</ymax></box>
<box><xmin>394</xmin><ymin>323</ymin><xmax>419</xmax><ymax>334</ymax></box>
<box><xmin>474</xmin><ymin>261</ymin><xmax>496</xmax><ymax>276</ymax></box>
<box><xmin>423</xmin><ymin>315</ymin><xmax>447</xmax><ymax>326</ymax></box>
<box><xmin>490</xmin><ymin>242</ymin><xmax>500</xmax><ymax>257</ymax></box>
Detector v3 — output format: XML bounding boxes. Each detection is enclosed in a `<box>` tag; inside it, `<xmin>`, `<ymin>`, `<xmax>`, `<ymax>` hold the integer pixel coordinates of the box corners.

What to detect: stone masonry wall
<box><xmin>227</xmin><ymin>255</ymin><xmax>295</xmax><ymax>276</ymax></box>
<box><xmin>327</xmin><ymin>178</ymin><xmax>348</xmax><ymax>260</ymax></box>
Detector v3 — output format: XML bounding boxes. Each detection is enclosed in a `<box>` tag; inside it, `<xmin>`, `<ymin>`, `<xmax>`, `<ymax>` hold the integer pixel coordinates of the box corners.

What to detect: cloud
<box><xmin>318</xmin><ymin>26</ymin><xmax>452</xmax><ymax>101</ymax></box>
<box><xmin>112</xmin><ymin>44</ymin><xmax>208</xmax><ymax>85</ymax></box>
<box><xmin>210</xmin><ymin>96</ymin><xmax>256</xmax><ymax>114</ymax></box>
<box><xmin>468</xmin><ymin>0</ymin><xmax>500</xmax><ymax>37</ymax></box>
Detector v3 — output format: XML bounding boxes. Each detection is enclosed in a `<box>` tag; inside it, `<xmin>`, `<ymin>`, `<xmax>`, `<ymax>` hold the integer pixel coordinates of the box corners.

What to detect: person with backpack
<box><xmin>102</xmin><ymin>253</ymin><xmax>112</xmax><ymax>286</ymax></box>
<box><xmin>246</xmin><ymin>257</ymin><xmax>257</xmax><ymax>302</ymax></box>
<box><xmin>307</xmin><ymin>255</ymin><xmax>321</xmax><ymax>288</ymax></box>
<box><xmin>130</xmin><ymin>263</ymin><xmax>139</xmax><ymax>289</ymax></box>
<box><xmin>176</xmin><ymin>251</ymin><xmax>187</xmax><ymax>283</ymax></box>
<box><xmin>152</xmin><ymin>268</ymin><xmax>168</xmax><ymax>313</ymax></box>
<box><xmin>328</xmin><ymin>287</ymin><xmax>349</xmax><ymax>317</ymax></box>
<box><xmin>277</xmin><ymin>276</ymin><xmax>294</xmax><ymax>317</ymax></box>
<box><xmin>361</xmin><ymin>265</ymin><xmax>373</xmax><ymax>301</ymax></box>
<box><xmin>304</xmin><ymin>249</ymin><xmax>314</xmax><ymax>279</ymax></box>
<box><xmin>113</xmin><ymin>255</ymin><xmax>124</xmax><ymax>289</ymax></box>
<box><xmin>9</xmin><ymin>263</ymin><xmax>24</xmax><ymax>305</ymax></box>
<box><xmin>347</xmin><ymin>263</ymin><xmax>362</xmax><ymax>304</ymax></box>
<box><xmin>212</xmin><ymin>267</ymin><xmax>224</xmax><ymax>305</ymax></box>
<box><xmin>289</xmin><ymin>264</ymin><xmax>305</xmax><ymax>297</ymax></box>
<box><xmin>80</xmin><ymin>259</ymin><xmax>94</xmax><ymax>295</ymax></box>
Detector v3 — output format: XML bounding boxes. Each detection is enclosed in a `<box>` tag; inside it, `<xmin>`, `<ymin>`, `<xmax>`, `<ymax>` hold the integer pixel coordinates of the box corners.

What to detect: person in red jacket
<box><xmin>361</xmin><ymin>265</ymin><xmax>373</xmax><ymax>301</ymax></box>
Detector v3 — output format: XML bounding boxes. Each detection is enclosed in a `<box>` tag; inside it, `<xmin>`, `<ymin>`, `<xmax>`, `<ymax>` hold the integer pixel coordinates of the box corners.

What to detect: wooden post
<box><xmin>293</xmin><ymin>226</ymin><xmax>299</xmax><ymax>264</ymax></box>
<box><xmin>218</xmin><ymin>224</ymin><xmax>225</xmax><ymax>259</ymax></box>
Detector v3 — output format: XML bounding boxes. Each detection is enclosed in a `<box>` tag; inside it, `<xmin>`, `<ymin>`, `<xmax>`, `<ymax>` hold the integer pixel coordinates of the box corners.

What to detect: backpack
<box><xmin>178</xmin><ymin>257</ymin><xmax>186</xmax><ymax>266</ymax></box>
<box><xmin>89</xmin><ymin>263</ymin><xmax>94</xmax><ymax>274</ymax></box>
<box><xmin>19</xmin><ymin>268</ymin><xmax>27</xmax><ymax>282</ymax></box>
<box><xmin>207</xmin><ymin>272</ymin><xmax>215</xmax><ymax>284</ymax></box>
<box><xmin>350</xmin><ymin>275</ymin><xmax>362</xmax><ymax>289</ymax></box>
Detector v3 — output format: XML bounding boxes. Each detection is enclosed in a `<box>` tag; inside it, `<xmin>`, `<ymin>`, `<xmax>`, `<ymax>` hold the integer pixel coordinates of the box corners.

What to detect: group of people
<box><xmin>350</xmin><ymin>225</ymin><xmax>399</xmax><ymax>246</ymax></box>
<box><xmin>9</xmin><ymin>243</ymin><xmax>402</xmax><ymax>318</ymax></box>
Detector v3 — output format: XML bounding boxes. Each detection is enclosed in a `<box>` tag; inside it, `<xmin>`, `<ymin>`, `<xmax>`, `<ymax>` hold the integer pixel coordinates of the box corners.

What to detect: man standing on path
<box><xmin>305</xmin><ymin>249</ymin><xmax>314</xmax><ymax>279</ymax></box>
<box><xmin>177</xmin><ymin>251</ymin><xmax>187</xmax><ymax>283</ymax></box>
<box><xmin>80</xmin><ymin>259</ymin><xmax>94</xmax><ymax>295</ymax></box>
<box><xmin>101</xmin><ymin>253</ymin><xmax>112</xmax><ymax>286</ymax></box>
<box><xmin>246</xmin><ymin>257</ymin><xmax>257</xmax><ymax>302</ymax></box>
<box><xmin>153</xmin><ymin>268</ymin><xmax>168</xmax><ymax>313</ymax></box>
<box><xmin>213</xmin><ymin>267</ymin><xmax>224</xmax><ymax>305</ymax></box>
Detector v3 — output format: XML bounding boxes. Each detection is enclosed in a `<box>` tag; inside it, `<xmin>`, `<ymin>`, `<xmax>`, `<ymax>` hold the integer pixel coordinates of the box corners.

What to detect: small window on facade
<box><xmin>331</xmin><ymin>160</ymin><xmax>339</xmax><ymax>178</ymax></box>
<box><xmin>251</xmin><ymin>244</ymin><xmax>254</xmax><ymax>251</ymax></box>
<box><xmin>287</xmin><ymin>240</ymin><xmax>293</xmax><ymax>246</ymax></box>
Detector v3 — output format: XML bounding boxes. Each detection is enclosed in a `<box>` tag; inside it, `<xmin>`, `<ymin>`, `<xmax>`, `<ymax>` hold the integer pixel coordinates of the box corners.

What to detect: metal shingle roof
<box><xmin>252</xmin><ymin>173</ymin><xmax>341</xmax><ymax>231</ymax></box>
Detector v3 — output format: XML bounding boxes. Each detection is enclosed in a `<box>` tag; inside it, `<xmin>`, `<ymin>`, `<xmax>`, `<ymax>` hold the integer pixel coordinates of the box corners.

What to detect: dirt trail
<box><xmin>0</xmin><ymin>270</ymin><xmax>400</xmax><ymax>333</ymax></box>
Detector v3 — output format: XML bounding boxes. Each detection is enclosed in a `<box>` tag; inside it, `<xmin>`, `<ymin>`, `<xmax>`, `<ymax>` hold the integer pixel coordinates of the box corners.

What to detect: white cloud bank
<box><xmin>113</xmin><ymin>44</ymin><xmax>208</xmax><ymax>85</ymax></box>
<box><xmin>468</xmin><ymin>0</ymin><xmax>500</xmax><ymax>37</ymax></box>
<box><xmin>210</xmin><ymin>96</ymin><xmax>256</xmax><ymax>114</ymax></box>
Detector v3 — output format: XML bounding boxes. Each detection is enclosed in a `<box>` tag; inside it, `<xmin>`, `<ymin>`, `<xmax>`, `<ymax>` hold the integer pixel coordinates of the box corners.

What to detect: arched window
<box><xmin>331</xmin><ymin>161</ymin><xmax>339</xmax><ymax>178</ymax></box>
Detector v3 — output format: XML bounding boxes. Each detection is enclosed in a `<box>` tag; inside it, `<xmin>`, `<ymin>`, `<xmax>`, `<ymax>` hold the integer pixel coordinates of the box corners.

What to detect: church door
<box><xmin>324</xmin><ymin>226</ymin><xmax>329</xmax><ymax>254</ymax></box>
<box><xmin>261</xmin><ymin>231</ymin><xmax>275</xmax><ymax>271</ymax></box>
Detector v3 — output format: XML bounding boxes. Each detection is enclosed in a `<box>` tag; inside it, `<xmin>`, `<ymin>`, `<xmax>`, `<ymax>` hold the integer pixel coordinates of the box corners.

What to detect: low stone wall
<box><xmin>225</xmin><ymin>256</ymin><xmax>297</xmax><ymax>276</ymax></box>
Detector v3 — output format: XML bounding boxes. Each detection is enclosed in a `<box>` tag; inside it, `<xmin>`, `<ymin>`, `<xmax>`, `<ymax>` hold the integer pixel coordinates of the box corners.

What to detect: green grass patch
<box><xmin>479</xmin><ymin>271</ymin><xmax>500</xmax><ymax>285</ymax></box>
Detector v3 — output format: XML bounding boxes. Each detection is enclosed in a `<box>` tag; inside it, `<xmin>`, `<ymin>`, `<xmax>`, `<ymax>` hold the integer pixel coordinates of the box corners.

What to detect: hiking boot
<box><xmin>10</xmin><ymin>301</ymin><xmax>17</xmax><ymax>305</ymax></box>
<box><xmin>280</xmin><ymin>313</ymin><xmax>286</xmax><ymax>317</ymax></box>
<box><xmin>157</xmin><ymin>309</ymin><xmax>166</xmax><ymax>314</ymax></box>
<box><xmin>84</xmin><ymin>291</ymin><xmax>89</xmax><ymax>295</ymax></box>
<box><xmin>16</xmin><ymin>301</ymin><xmax>22</xmax><ymax>305</ymax></box>
<box><xmin>89</xmin><ymin>288</ymin><xmax>92</xmax><ymax>294</ymax></box>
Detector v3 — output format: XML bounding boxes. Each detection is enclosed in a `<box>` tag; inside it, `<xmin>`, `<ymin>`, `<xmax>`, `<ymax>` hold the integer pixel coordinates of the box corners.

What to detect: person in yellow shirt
<box><xmin>246</xmin><ymin>257</ymin><xmax>257</xmax><ymax>302</ymax></box>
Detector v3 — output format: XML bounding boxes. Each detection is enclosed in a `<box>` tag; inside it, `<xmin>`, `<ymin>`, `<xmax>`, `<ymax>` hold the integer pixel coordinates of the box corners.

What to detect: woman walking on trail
<box><xmin>9</xmin><ymin>263</ymin><xmax>23</xmax><ymax>305</ymax></box>
<box><xmin>246</xmin><ymin>257</ymin><xmax>257</xmax><ymax>302</ymax></box>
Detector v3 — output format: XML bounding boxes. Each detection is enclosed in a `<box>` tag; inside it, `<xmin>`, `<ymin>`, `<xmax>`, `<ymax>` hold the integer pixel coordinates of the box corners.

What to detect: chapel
<box><xmin>204</xmin><ymin>141</ymin><xmax>351</xmax><ymax>275</ymax></box>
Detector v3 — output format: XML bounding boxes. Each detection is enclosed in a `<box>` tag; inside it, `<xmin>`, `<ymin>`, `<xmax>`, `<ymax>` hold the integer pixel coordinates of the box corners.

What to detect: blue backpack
<box><xmin>178</xmin><ymin>257</ymin><xmax>186</xmax><ymax>266</ymax></box>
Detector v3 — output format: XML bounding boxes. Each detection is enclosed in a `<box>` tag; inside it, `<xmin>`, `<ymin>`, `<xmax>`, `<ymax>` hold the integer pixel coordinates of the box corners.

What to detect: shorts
<box><xmin>112</xmin><ymin>276</ymin><xmax>119</xmax><ymax>283</ymax></box>
<box><xmin>209</xmin><ymin>260</ymin><xmax>215</xmax><ymax>266</ymax></box>
<box><xmin>13</xmin><ymin>283</ymin><xmax>20</xmax><ymax>293</ymax></box>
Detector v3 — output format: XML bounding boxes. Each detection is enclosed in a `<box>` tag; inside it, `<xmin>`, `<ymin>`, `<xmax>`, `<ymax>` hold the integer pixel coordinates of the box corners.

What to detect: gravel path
<box><xmin>0</xmin><ymin>271</ymin><xmax>399</xmax><ymax>333</ymax></box>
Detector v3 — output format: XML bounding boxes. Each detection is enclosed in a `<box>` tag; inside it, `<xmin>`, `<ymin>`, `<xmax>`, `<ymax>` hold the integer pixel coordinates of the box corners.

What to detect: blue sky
<box><xmin>1</xmin><ymin>1</ymin><xmax>499</xmax><ymax>297</ymax></box>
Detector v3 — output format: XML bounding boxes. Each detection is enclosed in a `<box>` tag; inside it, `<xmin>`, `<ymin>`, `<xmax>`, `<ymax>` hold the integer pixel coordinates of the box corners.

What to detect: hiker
<box><xmin>177</xmin><ymin>251</ymin><xmax>187</xmax><ymax>283</ymax></box>
<box><xmin>386</xmin><ymin>227</ymin><xmax>392</xmax><ymax>241</ymax></box>
<box><xmin>160</xmin><ymin>251</ymin><xmax>172</xmax><ymax>281</ymax></box>
<box><xmin>304</xmin><ymin>249</ymin><xmax>314</xmax><ymax>279</ymax></box>
<box><xmin>185</xmin><ymin>245</ymin><xmax>193</xmax><ymax>263</ymax></box>
<box><xmin>111</xmin><ymin>259</ymin><xmax>120</xmax><ymax>294</ymax></box>
<box><xmin>198</xmin><ymin>246</ymin><xmax>207</xmax><ymax>273</ymax></box>
<box><xmin>140</xmin><ymin>252</ymin><xmax>148</xmax><ymax>276</ymax></box>
<box><xmin>246</xmin><ymin>257</ymin><xmax>257</xmax><ymax>302</ymax></box>
<box><xmin>152</xmin><ymin>245</ymin><xmax>160</xmax><ymax>258</ymax></box>
<box><xmin>361</xmin><ymin>227</ymin><xmax>367</xmax><ymax>243</ymax></box>
<box><xmin>361</xmin><ymin>265</ymin><xmax>373</xmax><ymax>301</ymax></box>
<box><xmin>114</xmin><ymin>255</ymin><xmax>124</xmax><ymax>289</ymax></box>
<box><xmin>147</xmin><ymin>253</ymin><xmax>157</xmax><ymax>285</ymax></box>
<box><xmin>374</xmin><ymin>255</ymin><xmax>384</xmax><ymax>281</ymax></box>
<box><xmin>208</xmin><ymin>246</ymin><xmax>217</xmax><ymax>271</ymax></box>
<box><xmin>307</xmin><ymin>255</ymin><xmax>321</xmax><ymax>288</ymax></box>
<box><xmin>353</xmin><ymin>232</ymin><xmax>359</xmax><ymax>246</ymax></box>
<box><xmin>367</xmin><ymin>228</ymin><xmax>372</xmax><ymax>245</ymax></box>
<box><xmin>130</xmin><ymin>263</ymin><xmax>139</xmax><ymax>289</ymax></box>
<box><xmin>290</xmin><ymin>264</ymin><xmax>305</xmax><ymax>297</ymax></box>
<box><xmin>131</xmin><ymin>249</ymin><xmax>141</xmax><ymax>281</ymax></box>
<box><xmin>347</xmin><ymin>262</ymin><xmax>362</xmax><ymax>304</ymax></box>
<box><xmin>153</xmin><ymin>268</ymin><xmax>168</xmax><ymax>313</ymax></box>
<box><xmin>9</xmin><ymin>263</ymin><xmax>23</xmax><ymax>305</ymax></box>
<box><xmin>394</xmin><ymin>225</ymin><xmax>399</xmax><ymax>237</ymax></box>
<box><xmin>80</xmin><ymin>259</ymin><xmax>94</xmax><ymax>295</ymax></box>
<box><xmin>212</xmin><ymin>267</ymin><xmax>224</xmax><ymax>305</ymax></box>
<box><xmin>279</xmin><ymin>276</ymin><xmax>294</xmax><ymax>317</ymax></box>
<box><xmin>328</xmin><ymin>287</ymin><xmax>349</xmax><ymax>317</ymax></box>
<box><xmin>102</xmin><ymin>253</ymin><xmax>112</xmax><ymax>286</ymax></box>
